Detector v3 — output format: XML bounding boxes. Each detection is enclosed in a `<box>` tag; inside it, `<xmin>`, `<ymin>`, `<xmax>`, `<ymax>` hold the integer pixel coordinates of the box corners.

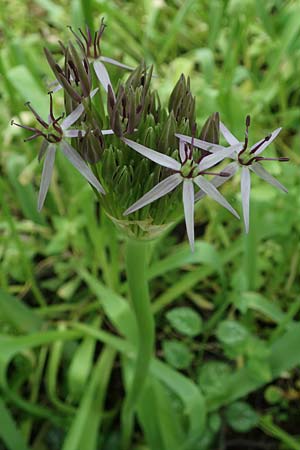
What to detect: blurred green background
<box><xmin>1</xmin><ymin>0</ymin><xmax>300</xmax><ymax>449</ymax></box>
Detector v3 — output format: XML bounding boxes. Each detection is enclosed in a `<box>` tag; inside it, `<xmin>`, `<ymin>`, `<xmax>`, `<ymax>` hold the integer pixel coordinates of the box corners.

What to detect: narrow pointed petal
<box><xmin>124</xmin><ymin>173</ymin><xmax>182</xmax><ymax>215</ymax></box>
<box><xmin>179</xmin><ymin>139</ymin><xmax>186</xmax><ymax>163</ymax></box>
<box><xmin>122</xmin><ymin>137</ymin><xmax>181</xmax><ymax>171</ymax></box>
<box><xmin>195</xmin><ymin>162</ymin><xmax>239</xmax><ymax>202</ymax></box>
<box><xmin>37</xmin><ymin>144</ymin><xmax>56</xmax><ymax>211</ymax></box>
<box><xmin>241</xmin><ymin>166</ymin><xmax>251</xmax><ymax>233</ymax></box>
<box><xmin>64</xmin><ymin>129</ymin><xmax>86</xmax><ymax>137</ymax></box>
<box><xmin>61</xmin><ymin>89</ymin><xmax>98</xmax><ymax>131</ymax></box>
<box><xmin>194</xmin><ymin>175</ymin><xmax>239</xmax><ymax>219</ymax></box>
<box><xmin>183</xmin><ymin>180</ymin><xmax>195</xmax><ymax>252</ymax></box>
<box><xmin>100</xmin><ymin>56</ymin><xmax>134</xmax><ymax>71</ymax></box>
<box><xmin>198</xmin><ymin>143</ymin><xmax>242</xmax><ymax>171</ymax></box>
<box><xmin>61</xmin><ymin>104</ymin><xmax>84</xmax><ymax>130</ymax></box>
<box><xmin>175</xmin><ymin>133</ymin><xmax>226</xmax><ymax>153</ymax></box>
<box><xmin>93</xmin><ymin>60</ymin><xmax>114</xmax><ymax>97</ymax></box>
<box><xmin>38</xmin><ymin>140</ymin><xmax>49</xmax><ymax>162</ymax></box>
<box><xmin>250</xmin><ymin>162</ymin><xmax>288</xmax><ymax>193</ymax></box>
<box><xmin>251</xmin><ymin>127</ymin><xmax>282</xmax><ymax>155</ymax></box>
<box><xmin>219</xmin><ymin>121</ymin><xmax>240</xmax><ymax>145</ymax></box>
<box><xmin>102</xmin><ymin>129</ymin><xmax>115</xmax><ymax>135</ymax></box>
<box><xmin>60</xmin><ymin>140</ymin><xmax>105</xmax><ymax>194</ymax></box>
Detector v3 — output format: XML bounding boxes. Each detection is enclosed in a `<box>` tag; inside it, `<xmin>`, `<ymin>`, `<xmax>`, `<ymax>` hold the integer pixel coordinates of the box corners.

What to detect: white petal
<box><xmin>61</xmin><ymin>104</ymin><xmax>84</xmax><ymax>130</ymax></box>
<box><xmin>102</xmin><ymin>129</ymin><xmax>115</xmax><ymax>135</ymax></box>
<box><xmin>250</xmin><ymin>162</ymin><xmax>288</xmax><ymax>193</ymax></box>
<box><xmin>60</xmin><ymin>141</ymin><xmax>105</xmax><ymax>194</ymax></box>
<box><xmin>124</xmin><ymin>173</ymin><xmax>182</xmax><ymax>215</ymax></box>
<box><xmin>37</xmin><ymin>144</ymin><xmax>56</xmax><ymax>211</ymax></box>
<box><xmin>122</xmin><ymin>137</ymin><xmax>181</xmax><ymax>171</ymax></box>
<box><xmin>176</xmin><ymin>133</ymin><xmax>226</xmax><ymax>153</ymax></box>
<box><xmin>100</xmin><ymin>55</ymin><xmax>134</xmax><ymax>71</ymax></box>
<box><xmin>179</xmin><ymin>139</ymin><xmax>186</xmax><ymax>163</ymax></box>
<box><xmin>241</xmin><ymin>167</ymin><xmax>251</xmax><ymax>233</ymax></box>
<box><xmin>250</xmin><ymin>127</ymin><xmax>282</xmax><ymax>155</ymax></box>
<box><xmin>183</xmin><ymin>181</ymin><xmax>195</xmax><ymax>252</ymax></box>
<box><xmin>195</xmin><ymin>162</ymin><xmax>239</xmax><ymax>202</ymax></box>
<box><xmin>198</xmin><ymin>143</ymin><xmax>242</xmax><ymax>171</ymax></box>
<box><xmin>61</xmin><ymin>88</ymin><xmax>98</xmax><ymax>131</ymax></box>
<box><xmin>64</xmin><ymin>129</ymin><xmax>86</xmax><ymax>138</ymax></box>
<box><xmin>93</xmin><ymin>60</ymin><xmax>115</xmax><ymax>98</ymax></box>
<box><xmin>194</xmin><ymin>175</ymin><xmax>239</xmax><ymax>219</ymax></box>
<box><xmin>219</xmin><ymin>121</ymin><xmax>240</xmax><ymax>145</ymax></box>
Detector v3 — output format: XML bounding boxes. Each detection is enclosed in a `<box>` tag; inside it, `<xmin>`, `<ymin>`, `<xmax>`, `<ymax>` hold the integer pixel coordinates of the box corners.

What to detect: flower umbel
<box><xmin>122</xmin><ymin>136</ymin><xmax>241</xmax><ymax>251</ymax></box>
<box><xmin>12</xmin><ymin>90</ymin><xmax>107</xmax><ymax>210</ymax></box>
<box><xmin>177</xmin><ymin>116</ymin><xmax>289</xmax><ymax>232</ymax></box>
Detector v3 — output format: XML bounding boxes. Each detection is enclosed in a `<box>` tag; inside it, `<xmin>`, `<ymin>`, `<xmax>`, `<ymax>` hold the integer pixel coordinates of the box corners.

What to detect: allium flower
<box><xmin>177</xmin><ymin>116</ymin><xmax>289</xmax><ymax>232</ymax></box>
<box><xmin>122</xmin><ymin>137</ymin><xmax>242</xmax><ymax>251</ymax></box>
<box><xmin>68</xmin><ymin>19</ymin><xmax>133</xmax><ymax>98</ymax></box>
<box><xmin>12</xmin><ymin>90</ymin><xmax>111</xmax><ymax>210</ymax></box>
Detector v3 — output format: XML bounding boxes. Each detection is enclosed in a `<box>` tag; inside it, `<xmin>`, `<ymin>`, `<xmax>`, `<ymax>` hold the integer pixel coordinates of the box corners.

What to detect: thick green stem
<box><xmin>121</xmin><ymin>238</ymin><xmax>155</xmax><ymax>449</ymax></box>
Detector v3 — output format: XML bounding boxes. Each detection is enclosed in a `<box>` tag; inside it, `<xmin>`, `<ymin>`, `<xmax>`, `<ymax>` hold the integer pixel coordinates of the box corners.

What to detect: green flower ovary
<box><xmin>180</xmin><ymin>159</ymin><xmax>199</xmax><ymax>178</ymax></box>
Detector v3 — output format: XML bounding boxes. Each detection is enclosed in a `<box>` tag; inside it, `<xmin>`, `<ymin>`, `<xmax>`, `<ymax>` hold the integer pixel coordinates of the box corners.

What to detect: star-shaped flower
<box><xmin>177</xmin><ymin>116</ymin><xmax>289</xmax><ymax>232</ymax></box>
<box><xmin>12</xmin><ymin>90</ymin><xmax>113</xmax><ymax>210</ymax></box>
<box><xmin>122</xmin><ymin>136</ymin><xmax>242</xmax><ymax>251</ymax></box>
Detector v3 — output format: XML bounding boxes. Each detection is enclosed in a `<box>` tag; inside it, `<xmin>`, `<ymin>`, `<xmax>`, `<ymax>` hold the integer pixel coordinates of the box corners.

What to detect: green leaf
<box><xmin>216</xmin><ymin>320</ymin><xmax>249</xmax><ymax>346</ymax></box>
<box><xmin>166</xmin><ymin>307</ymin><xmax>203</xmax><ymax>337</ymax></box>
<box><xmin>7</xmin><ymin>65</ymin><xmax>48</xmax><ymax>119</ymax></box>
<box><xmin>0</xmin><ymin>288</ymin><xmax>42</xmax><ymax>333</ymax></box>
<box><xmin>0</xmin><ymin>398</ymin><xmax>29</xmax><ymax>450</ymax></box>
<box><xmin>198</xmin><ymin>361</ymin><xmax>232</xmax><ymax>397</ymax></box>
<box><xmin>162</xmin><ymin>340</ymin><xmax>193</xmax><ymax>370</ymax></box>
<box><xmin>225</xmin><ymin>401</ymin><xmax>259</xmax><ymax>433</ymax></box>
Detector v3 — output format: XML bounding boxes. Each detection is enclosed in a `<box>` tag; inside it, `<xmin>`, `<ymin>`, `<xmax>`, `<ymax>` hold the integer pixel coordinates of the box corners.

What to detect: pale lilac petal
<box><xmin>93</xmin><ymin>60</ymin><xmax>114</xmax><ymax>98</ymax></box>
<box><xmin>64</xmin><ymin>129</ymin><xmax>86</xmax><ymax>138</ymax></box>
<box><xmin>251</xmin><ymin>127</ymin><xmax>282</xmax><ymax>155</ymax></box>
<box><xmin>122</xmin><ymin>137</ymin><xmax>181</xmax><ymax>171</ymax></box>
<box><xmin>124</xmin><ymin>173</ymin><xmax>182</xmax><ymax>215</ymax></box>
<box><xmin>60</xmin><ymin>141</ymin><xmax>105</xmax><ymax>194</ymax></box>
<box><xmin>179</xmin><ymin>139</ymin><xmax>186</xmax><ymax>163</ymax></box>
<box><xmin>219</xmin><ymin>121</ymin><xmax>240</xmax><ymax>145</ymax></box>
<box><xmin>241</xmin><ymin>167</ymin><xmax>251</xmax><ymax>233</ymax></box>
<box><xmin>183</xmin><ymin>180</ymin><xmax>195</xmax><ymax>252</ymax></box>
<box><xmin>38</xmin><ymin>144</ymin><xmax>56</xmax><ymax>211</ymax></box>
<box><xmin>250</xmin><ymin>162</ymin><xmax>288</xmax><ymax>193</ymax></box>
<box><xmin>60</xmin><ymin>90</ymin><xmax>98</xmax><ymax>131</ymax></box>
<box><xmin>100</xmin><ymin>56</ymin><xmax>134</xmax><ymax>71</ymax></box>
<box><xmin>61</xmin><ymin>104</ymin><xmax>84</xmax><ymax>130</ymax></box>
<box><xmin>195</xmin><ymin>162</ymin><xmax>239</xmax><ymax>202</ymax></box>
<box><xmin>198</xmin><ymin>143</ymin><xmax>242</xmax><ymax>171</ymax></box>
<box><xmin>102</xmin><ymin>129</ymin><xmax>115</xmax><ymax>135</ymax></box>
<box><xmin>194</xmin><ymin>176</ymin><xmax>239</xmax><ymax>219</ymax></box>
<box><xmin>175</xmin><ymin>133</ymin><xmax>226</xmax><ymax>153</ymax></box>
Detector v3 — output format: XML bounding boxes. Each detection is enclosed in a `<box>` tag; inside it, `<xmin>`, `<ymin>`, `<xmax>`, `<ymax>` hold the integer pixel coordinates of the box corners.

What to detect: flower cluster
<box><xmin>12</xmin><ymin>20</ymin><xmax>289</xmax><ymax>250</ymax></box>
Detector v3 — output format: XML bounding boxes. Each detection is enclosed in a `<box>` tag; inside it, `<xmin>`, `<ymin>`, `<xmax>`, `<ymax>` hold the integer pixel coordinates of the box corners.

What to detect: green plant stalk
<box><xmin>121</xmin><ymin>238</ymin><xmax>155</xmax><ymax>449</ymax></box>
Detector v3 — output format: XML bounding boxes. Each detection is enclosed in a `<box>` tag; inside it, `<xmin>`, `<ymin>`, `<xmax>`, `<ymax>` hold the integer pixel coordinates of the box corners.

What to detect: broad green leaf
<box><xmin>225</xmin><ymin>401</ymin><xmax>259</xmax><ymax>433</ymax></box>
<box><xmin>166</xmin><ymin>307</ymin><xmax>203</xmax><ymax>337</ymax></box>
<box><xmin>162</xmin><ymin>340</ymin><xmax>193</xmax><ymax>370</ymax></box>
<box><xmin>216</xmin><ymin>320</ymin><xmax>249</xmax><ymax>346</ymax></box>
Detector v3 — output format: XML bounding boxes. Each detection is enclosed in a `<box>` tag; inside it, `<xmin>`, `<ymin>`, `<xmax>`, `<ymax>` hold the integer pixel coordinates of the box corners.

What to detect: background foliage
<box><xmin>0</xmin><ymin>0</ymin><xmax>300</xmax><ymax>449</ymax></box>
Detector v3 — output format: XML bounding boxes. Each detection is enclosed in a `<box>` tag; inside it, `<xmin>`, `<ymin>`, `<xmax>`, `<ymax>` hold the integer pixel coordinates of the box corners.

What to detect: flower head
<box><xmin>12</xmin><ymin>90</ymin><xmax>109</xmax><ymax>210</ymax></box>
<box><xmin>178</xmin><ymin>117</ymin><xmax>289</xmax><ymax>232</ymax></box>
<box><xmin>122</xmin><ymin>136</ymin><xmax>241</xmax><ymax>251</ymax></box>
